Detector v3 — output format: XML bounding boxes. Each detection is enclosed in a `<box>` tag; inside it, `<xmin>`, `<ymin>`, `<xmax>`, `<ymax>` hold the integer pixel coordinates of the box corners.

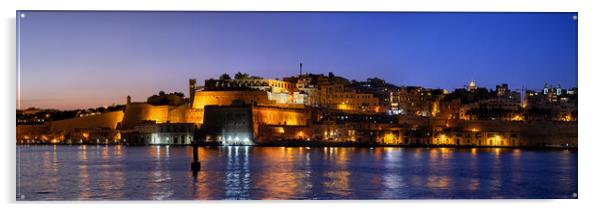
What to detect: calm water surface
<box><xmin>16</xmin><ymin>145</ymin><xmax>577</xmax><ymax>200</ymax></box>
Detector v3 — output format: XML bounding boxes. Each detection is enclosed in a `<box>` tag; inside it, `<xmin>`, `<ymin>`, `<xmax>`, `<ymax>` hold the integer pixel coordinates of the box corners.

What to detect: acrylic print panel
<box><xmin>16</xmin><ymin>11</ymin><xmax>577</xmax><ymax>200</ymax></box>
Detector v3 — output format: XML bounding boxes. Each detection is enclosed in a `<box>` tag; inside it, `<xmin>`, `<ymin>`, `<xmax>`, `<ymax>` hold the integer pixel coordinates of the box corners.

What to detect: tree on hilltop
<box><xmin>219</xmin><ymin>73</ymin><xmax>231</xmax><ymax>80</ymax></box>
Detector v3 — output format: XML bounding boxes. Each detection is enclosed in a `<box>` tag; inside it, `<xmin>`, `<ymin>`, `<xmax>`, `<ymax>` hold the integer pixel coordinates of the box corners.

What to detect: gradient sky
<box><xmin>17</xmin><ymin>11</ymin><xmax>578</xmax><ymax>110</ymax></box>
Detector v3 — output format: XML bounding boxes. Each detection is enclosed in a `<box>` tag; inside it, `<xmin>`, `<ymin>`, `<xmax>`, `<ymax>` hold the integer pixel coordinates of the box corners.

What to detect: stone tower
<box><xmin>189</xmin><ymin>79</ymin><xmax>197</xmax><ymax>108</ymax></box>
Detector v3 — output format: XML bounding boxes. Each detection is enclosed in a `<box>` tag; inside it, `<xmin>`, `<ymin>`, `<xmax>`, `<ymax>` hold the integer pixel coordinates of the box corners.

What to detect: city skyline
<box><xmin>17</xmin><ymin>11</ymin><xmax>578</xmax><ymax>110</ymax></box>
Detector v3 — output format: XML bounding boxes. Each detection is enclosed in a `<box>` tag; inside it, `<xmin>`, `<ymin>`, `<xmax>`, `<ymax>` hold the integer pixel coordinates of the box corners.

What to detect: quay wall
<box><xmin>16</xmin><ymin>124</ymin><xmax>50</xmax><ymax>140</ymax></box>
<box><xmin>255</xmin><ymin>120</ymin><xmax>577</xmax><ymax>147</ymax></box>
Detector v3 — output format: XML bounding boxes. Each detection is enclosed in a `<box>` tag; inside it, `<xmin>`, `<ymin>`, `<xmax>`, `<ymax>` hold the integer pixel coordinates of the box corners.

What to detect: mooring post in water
<box><xmin>191</xmin><ymin>141</ymin><xmax>201</xmax><ymax>172</ymax></box>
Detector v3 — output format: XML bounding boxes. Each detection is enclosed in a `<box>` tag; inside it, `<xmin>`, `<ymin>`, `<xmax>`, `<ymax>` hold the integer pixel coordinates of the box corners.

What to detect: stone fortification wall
<box><xmin>49</xmin><ymin>111</ymin><xmax>124</xmax><ymax>133</ymax></box>
<box><xmin>121</xmin><ymin>103</ymin><xmax>168</xmax><ymax>129</ymax></box>
<box><xmin>192</xmin><ymin>90</ymin><xmax>272</xmax><ymax>110</ymax></box>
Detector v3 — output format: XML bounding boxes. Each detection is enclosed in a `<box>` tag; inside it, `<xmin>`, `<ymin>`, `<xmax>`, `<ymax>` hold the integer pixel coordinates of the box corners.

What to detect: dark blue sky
<box><xmin>17</xmin><ymin>11</ymin><xmax>577</xmax><ymax>109</ymax></box>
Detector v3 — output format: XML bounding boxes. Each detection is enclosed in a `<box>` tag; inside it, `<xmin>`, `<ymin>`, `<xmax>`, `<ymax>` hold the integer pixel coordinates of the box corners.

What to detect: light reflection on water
<box><xmin>16</xmin><ymin>145</ymin><xmax>577</xmax><ymax>200</ymax></box>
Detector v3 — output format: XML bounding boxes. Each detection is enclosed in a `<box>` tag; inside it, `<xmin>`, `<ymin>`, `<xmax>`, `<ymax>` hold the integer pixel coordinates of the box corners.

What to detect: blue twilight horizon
<box><xmin>17</xmin><ymin>11</ymin><xmax>578</xmax><ymax>110</ymax></box>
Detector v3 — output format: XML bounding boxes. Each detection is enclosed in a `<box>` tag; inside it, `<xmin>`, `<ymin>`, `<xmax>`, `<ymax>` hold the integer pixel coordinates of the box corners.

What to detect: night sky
<box><xmin>17</xmin><ymin>11</ymin><xmax>578</xmax><ymax>110</ymax></box>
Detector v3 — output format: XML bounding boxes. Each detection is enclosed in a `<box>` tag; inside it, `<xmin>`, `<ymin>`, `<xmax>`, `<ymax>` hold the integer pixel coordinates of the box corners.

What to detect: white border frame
<box><xmin>2</xmin><ymin>0</ymin><xmax>600</xmax><ymax>212</ymax></box>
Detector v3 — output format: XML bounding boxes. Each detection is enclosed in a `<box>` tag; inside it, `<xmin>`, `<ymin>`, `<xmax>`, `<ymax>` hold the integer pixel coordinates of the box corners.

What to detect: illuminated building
<box><xmin>496</xmin><ymin>83</ymin><xmax>509</xmax><ymax>96</ymax></box>
<box><xmin>392</xmin><ymin>87</ymin><xmax>445</xmax><ymax>117</ymax></box>
<box><xmin>314</xmin><ymin>74</ymin><xmax>380</xmax><ymax>112</ymax></box>
<box><xmin>121</xmin><ymin>123</ymin><xmax>194</xmax><ymax>145</ymax></box>
<box><xmin>467</xmin><ymin>80</ymin><xmax>477</xmax><ymax>92</ymax></box>
<box><xmin>15</xmin><ymin>72</ymin><xmax>578</xmax><ymax>147</ymax></box>
<box><xmin>523</xmin><ymin>84</ymin><xmax>577</xmax><ymax>121</ymax></box>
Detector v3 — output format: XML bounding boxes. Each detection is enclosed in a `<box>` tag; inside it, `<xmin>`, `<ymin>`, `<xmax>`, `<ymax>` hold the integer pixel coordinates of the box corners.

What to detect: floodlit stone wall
<box><xmin>121</xmin><ymin>103</ymin><xmax>169</xmax><ymax>128</ymax></box>
<box><xmin>49</xmin><ymin>111</ymin><xmax>124</xmax><ymax>133</ymax></box>
<box><xmin>192</xmin><ymin>90</ymin><xmax>272</xmax><ymax>110</ymax></box>
<box><xmin>253</xmin><ymin>106</ymin><xmax>309</xmax><ymax>126</ymax></box>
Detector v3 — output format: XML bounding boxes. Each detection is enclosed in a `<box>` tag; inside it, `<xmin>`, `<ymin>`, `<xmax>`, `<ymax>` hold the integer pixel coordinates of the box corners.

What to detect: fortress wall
<box><xmin>122</xmin><ymin>103</ymin><xmax>203</xmax><ymax>129</ymax></box>
<box><xmin>49</xmin><ymin>111</ymin><xmax>124</xmax><ymax>133</ymax></box>
<box><xmin>167</xmin><ymin>104</ymin><xmax>188</xmax><ymax>123</ymax></box>
<box><xmin>121</xmin><ymin>103</ymin><xmax>168</xmax><ymax>128</ymax></box>
<box><xmin>184</xmin><ymin>108</ymin><xmax>204</xmax><ymax>125</ymax></box>
<box><xmin>192</xmin><ymin>90</ymin><xmax>272</xmax><ymax>110</ymax></box>
<box><xmin>253</xmin><ymin>106</ymin><xmax>309</xmax><ymax>126</ymax></box>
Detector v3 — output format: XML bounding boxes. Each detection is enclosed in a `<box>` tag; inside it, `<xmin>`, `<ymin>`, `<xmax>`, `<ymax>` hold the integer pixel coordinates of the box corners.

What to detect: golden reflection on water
<box><xmin>468</xmin><ymin>148</ymin><xmax>480</xmax><ymax>191</ymax></box>
<box><xmin>429</xmin><ymin>148</ymin><xmax>438</xmax><ymax>158</ymax></box>
<box><xmin>79</xmin><ymin>145</ymin><xmax>87</xmax><ymax>161</ymax></box>
<box><xmin>258</xmin><ymin>173</ymin><xmax>299</xmax><ymax>199</ymax></box>
<box><xmin>469</xmin><ymin>178</ymin><xmax>480</xmax><ymax>191</ymax></box>
<box><xmin>413</xmin><ymin>148</ymin><xmax>423</xmax><ymax>159</ymax></box>
<box><xmin>146</xmin><ymin>146</ymin><xmax>173</xmax><ymax>200</ymax></box>
<box><xmin>323</xmin><ymin>171</ymin><xmax>351</xmax><ymax>197</ymax></box>
<box><xmin>380</xmin><ymin>148</ymin><xmax>405</xmax><ymax>198</ymax></box>
<box><xmin>194</xmin><ymin>166</ymin><xmax>211</xmax><ymax>199</ymax></box>
<box><xmin>42</xmin><ymin>148</ymin><xmax>51</xmax><ymax>170</ymax></box>
<box><xmin>101</xmin><ymin>145</ymin><xmax>109</xmax><ymax>160</ymax></box>
<box><xmin>558</xmin><ymin>149</ymin><xmax>572</xmax><ymax>177</ymax></box>
<box><xmin>148</xmin><ymin>145</ymin><xmax>170</xmax><ymax>160</ymax></box>
<box><xmin>490</xmin><ymin>148</ymin><xmax>502</xmax><ymax>193</ymax></box>
<box><xmin>112</xmin><ymin>167</ymin><xmax>125</xmax><ymax>199</ymax></box>
<box><xmin>196</xmin><ymin>147</ymin><xmax>211</xmax><ymax>162</ymax></box>
<box><xmin>335</xmin><ymin>148</ymin><xmax>348</xmax><ymax>166</ymax></box>
<box><xmin>114</xmin><ymin>145</ymin><xmax>123</xmax><ymax>159</ymax></box>
<box><xmin>104</xmin><ymin>145</ymin><xmax>125</xmax><ymax>199</ymax></box>
<box><xmin>254</xmin><ymin>147</ymin><xmax>303</xmax><ymax>199</ymax></box>
<box><xmin>52</xmin><ymin>145</ymin><xmax>57</xmax><ymax>162</ymax></box>
<box><xmin>99</xmin><ymin>146</ymin><xmax>114</xmax><ymax>198</ymax></box>
<box><xmin>40</xmin><ymin>146</ymin><xmax>60</xmax><ymax>196</ymax></box>
<box><xmin>509</xmin><ymin>149</ymin><xmax>523</xmax><ymax>187</ymax></box>
<box><xmin>512</xmin><ymin>149</ymin><xmax>521</xmax><ymax>156</ymax></box>
<box><xmin>371</xmin><ymin>147</ymin><xmax>380</xmax><ymax>160</ymax></box>
<box><xmin>321</xmin><ymin>147</ymin><xmax>351</xmax><ymax>197</ymax></box>
<box><xmin>51</xmin><ymin>145</ymin><xmax>58</xmax><ymax>175</ymax></box>
<box><xmin>191</xmin><ymin>147</ymin><xmax>228</xmax><ymax>200</ymax></box>
<box><xmin>78</xmin><ymin>146</ymin><xmax>91</xmax><ymax>199</ymax></box>
<box><xmin>426</xmin><ymin>176</ymin><xmax>450</xmax><ymax>189</ymax></box>
<box><xmin>440</xmin><ymin>147</ymin><xmax>451</xmax><ymax>159</ymax></box>
<box><xmin>429</xmin><ymin>148</ymin><xmax>453</xmax><ymax>191</ymax></box>
<box><xmin>19</xmin><ymin>146</ymin><xmax>577</xmax><ymax>200</ymax></box>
